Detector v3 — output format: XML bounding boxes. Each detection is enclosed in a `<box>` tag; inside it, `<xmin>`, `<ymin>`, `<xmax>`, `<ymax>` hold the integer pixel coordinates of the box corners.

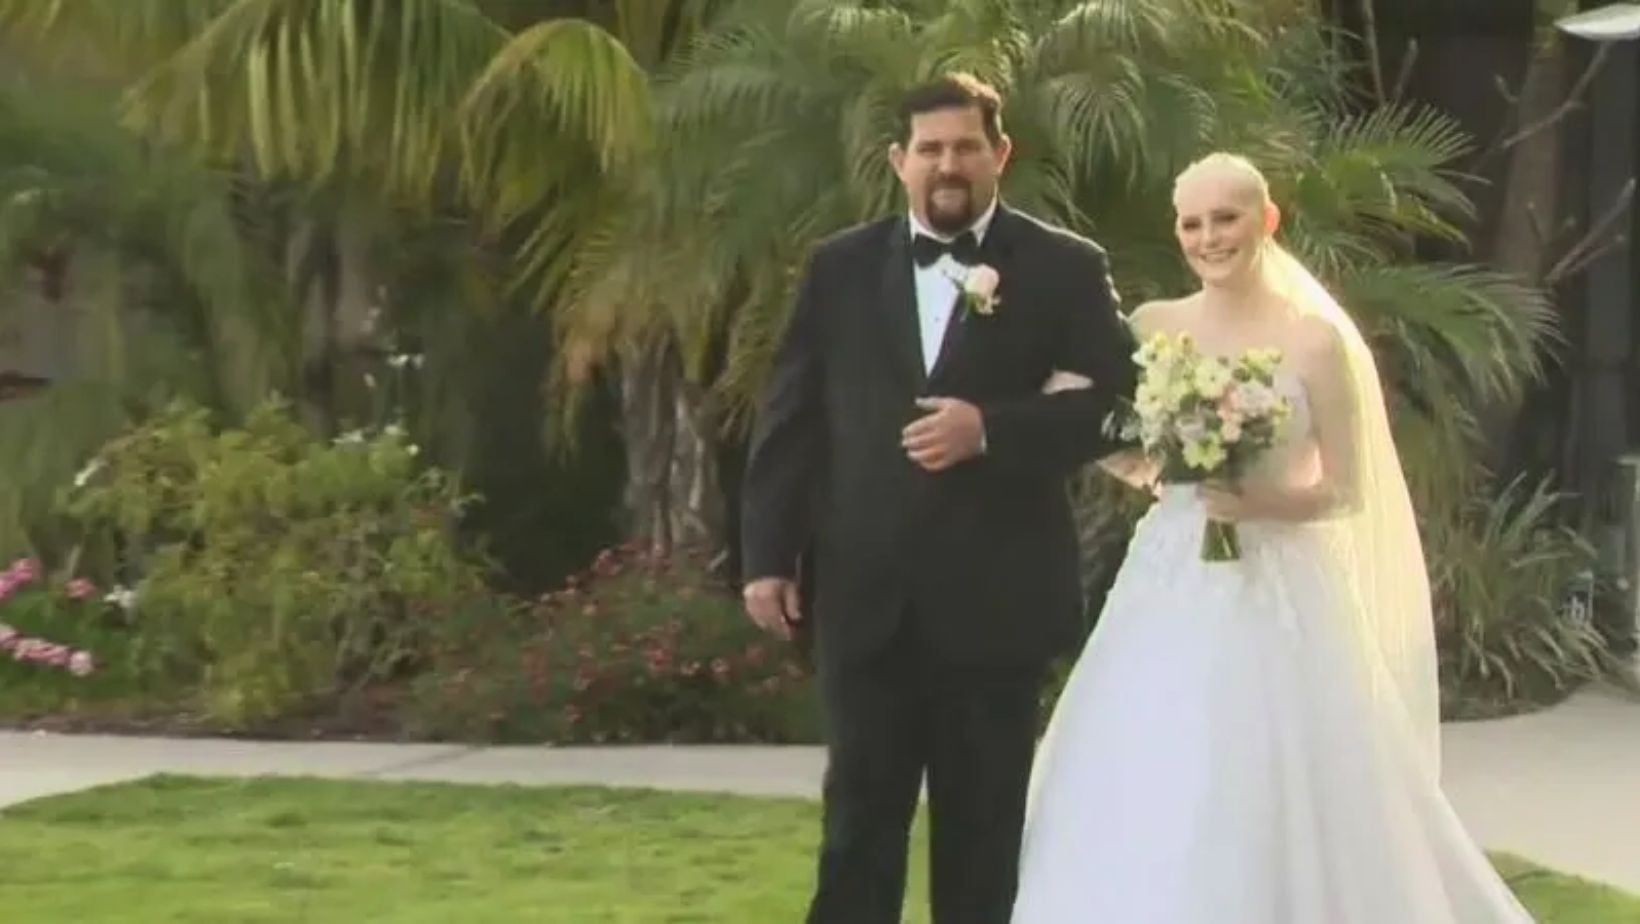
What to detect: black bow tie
<box><xmin>911</xmin><ymin>231</ymin><xmax>980</xmax><ymax>268</ymax></box>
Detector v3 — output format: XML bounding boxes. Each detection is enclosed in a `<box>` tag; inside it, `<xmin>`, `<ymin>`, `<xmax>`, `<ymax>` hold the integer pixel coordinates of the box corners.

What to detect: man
<box><xmin>739</xmin><ymin>73</ymin><xmax>1138</xmax><ymax>924</ymax></box>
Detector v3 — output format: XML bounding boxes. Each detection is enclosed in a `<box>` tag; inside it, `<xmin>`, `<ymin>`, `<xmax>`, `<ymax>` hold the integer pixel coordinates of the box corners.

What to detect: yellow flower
<box><xmin>1183</xmin><ymin>437</ymin><xmax>1227</xmax><ymax>472</ymax></box>
<box><xmin>1245</xmin><ymin>347</ymin><xmax>1283</xmax><ymax>375</ymax></box>
<box><xmin>1193</xmin><ymin>358</ymin><xmax>1232</xmax><ymax>399</ymax></box>
<box><xmin>1135</xmin><ymin>333</ymin><xmax>1171</xmax><ymax>368</ymax></box>
<box><xmin>1135</xmin><ymin>383</ymin><xmax>1165</xmax><ymax>422</ymax></box>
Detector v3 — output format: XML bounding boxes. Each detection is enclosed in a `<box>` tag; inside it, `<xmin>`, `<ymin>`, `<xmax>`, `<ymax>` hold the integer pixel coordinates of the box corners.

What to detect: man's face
<box><xmin>889</xmin><ymin>105</ymin><xmax>1011</xmax><ymax>235</ymax></box>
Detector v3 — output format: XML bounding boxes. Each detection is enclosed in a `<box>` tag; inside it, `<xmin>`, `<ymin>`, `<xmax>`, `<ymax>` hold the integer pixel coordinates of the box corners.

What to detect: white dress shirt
<box><xmin>908</xmin><ymin>198</ymin><xmax>997</xmax><ymax>373</ymax></box>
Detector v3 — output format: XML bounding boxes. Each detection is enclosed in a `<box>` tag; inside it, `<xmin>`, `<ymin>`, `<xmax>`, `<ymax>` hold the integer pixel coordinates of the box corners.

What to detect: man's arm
<box><xmin>977</xmin><ymin>244</ymin><xmax>1139</xmax><ymax>477</ymax></box>
<box><xmin>740</xmin><ymin>251</ymin><xmax>828</xmax><ymax>624</ymax></box>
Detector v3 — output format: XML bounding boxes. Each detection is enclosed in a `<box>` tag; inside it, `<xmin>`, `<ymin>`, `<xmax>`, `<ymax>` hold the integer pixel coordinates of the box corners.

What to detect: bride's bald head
<box><xmin>1173</xmin><ymin>152</ymin><xmax>1272</xmax><ymax>211</ymax></box>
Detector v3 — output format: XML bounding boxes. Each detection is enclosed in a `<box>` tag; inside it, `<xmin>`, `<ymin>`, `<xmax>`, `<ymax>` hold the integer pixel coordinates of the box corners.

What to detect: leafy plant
<box><xmin>412</xmin><ymin>542</ymin><xmax>819</xmax><ymax>744</ymax></box>
<box><xmin>1429</xmin><ymin>473</ymin><xmax>1615</xmax><ymax>718</ymax></box>
<box><xmin>58</xmin><ymin>398</ymin><xmax>495</xmax><ymax>727</ymax></box>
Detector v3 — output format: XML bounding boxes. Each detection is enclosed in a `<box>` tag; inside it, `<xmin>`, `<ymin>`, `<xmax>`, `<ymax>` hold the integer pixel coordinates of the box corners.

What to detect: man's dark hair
<box><xmin>897</xmin><ymin>72</ymin><xmax>1004</xmax><ymax>146</ymax></box>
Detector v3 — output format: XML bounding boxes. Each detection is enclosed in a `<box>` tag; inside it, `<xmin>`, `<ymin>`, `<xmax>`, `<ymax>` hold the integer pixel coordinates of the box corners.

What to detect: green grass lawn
<box><xmin>0</xmin><ymin>776</ymin><xmax>1634</xmax><ymax>922</ymax></box>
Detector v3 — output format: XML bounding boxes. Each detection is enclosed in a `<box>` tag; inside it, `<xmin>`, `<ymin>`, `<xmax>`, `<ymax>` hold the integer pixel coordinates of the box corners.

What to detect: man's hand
<box><xmin>901</xmin><ymin>397</ymin><xmax>985</xmax><ymax>472</ymax></box>
<box><xmin>742</xmin><ymin>576</ymin><xmax>801</xmax><ymax>639</ymax></box>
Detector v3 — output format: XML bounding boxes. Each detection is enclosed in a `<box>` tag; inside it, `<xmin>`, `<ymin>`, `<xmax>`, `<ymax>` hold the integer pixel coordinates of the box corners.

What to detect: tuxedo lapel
<box><xmin>927</xmin><ymin>203</ymin><xmax>1018</xmax><ymax>386</ymax></box>
<box><xmin>879</xmin><ymin>220</ymin><xmax>927</xmax><ymax>391</ymax></box>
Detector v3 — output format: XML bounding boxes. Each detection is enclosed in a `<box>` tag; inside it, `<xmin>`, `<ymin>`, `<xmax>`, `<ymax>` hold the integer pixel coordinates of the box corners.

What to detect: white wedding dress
<box><xmin>1012</xmin><ymin>370</ymin><xmax>1535</xmax><ymax>923</ymax></box>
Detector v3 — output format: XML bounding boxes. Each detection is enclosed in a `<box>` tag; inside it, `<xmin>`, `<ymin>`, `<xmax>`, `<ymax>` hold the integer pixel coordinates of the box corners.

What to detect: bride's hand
<box><xmin>1198</xmin><ymin>480</ymin><xmax>1249</xmax><ymax>521</ymax></box>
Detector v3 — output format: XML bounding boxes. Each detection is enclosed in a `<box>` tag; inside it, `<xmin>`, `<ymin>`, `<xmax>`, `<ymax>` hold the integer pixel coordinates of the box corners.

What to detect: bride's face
<box><xmin>1173</xmin><ymin>173</ymin><xmax>1271</xmax><ymax>288</ymax></box>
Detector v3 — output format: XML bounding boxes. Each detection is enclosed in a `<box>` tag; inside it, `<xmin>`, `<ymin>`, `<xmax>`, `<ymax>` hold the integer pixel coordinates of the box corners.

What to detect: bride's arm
<box><xmin>1098</xmin><ymin>450</ymin><xmax>1159</xmax><ymax>492</ymax></box>
<box><xmin>1200</xmin><ymin>318</ymin><xmax>1362</xmax><ymax>523</ymax></box>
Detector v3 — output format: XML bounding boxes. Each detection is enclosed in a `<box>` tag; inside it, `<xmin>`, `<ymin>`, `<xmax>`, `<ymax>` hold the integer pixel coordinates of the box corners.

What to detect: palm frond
<box><xmin>1310</xmin><ymin>103</ymin><xmax>1477</xmax><ymax>242</ymax></box>
<box><xmin>1339</xmin><ymin>262</ymin><xmax>1557</xmax><ymax>408</ymax></box>
<box><xmin>0</xmin><ymin>0</ymin><xmax>236</xmax><ymax>79</ymax></box>
<box><xmin>459</xmin><ymin>17</ymin><xmax>653</xmax><ymax>227</ymax></box>
<box><xmin>123</xmin><ymin>0</ymin><xmax>506</xmax><ymax>202</ymax></box>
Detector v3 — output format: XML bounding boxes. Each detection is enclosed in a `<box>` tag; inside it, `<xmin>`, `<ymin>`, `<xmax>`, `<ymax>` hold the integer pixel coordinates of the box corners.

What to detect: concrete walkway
<box><xmin>3</xmin><ymin>685</ymin><xmax>1638</xmax><ymax>892</ymax></box>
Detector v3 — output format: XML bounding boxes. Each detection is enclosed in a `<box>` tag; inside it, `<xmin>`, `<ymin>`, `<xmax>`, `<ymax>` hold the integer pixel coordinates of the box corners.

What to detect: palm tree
<box><xmin>0</xmin><ymin>0</ymin><xmax>680</xmax><ymax>572</ymax></box>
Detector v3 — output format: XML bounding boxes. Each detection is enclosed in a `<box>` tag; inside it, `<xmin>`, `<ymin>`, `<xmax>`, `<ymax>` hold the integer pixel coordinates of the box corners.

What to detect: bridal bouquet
<box><xmin>1111</xmin><ymin>332</ymin><xmax>1293</xmax><ymax>561</ymax></box>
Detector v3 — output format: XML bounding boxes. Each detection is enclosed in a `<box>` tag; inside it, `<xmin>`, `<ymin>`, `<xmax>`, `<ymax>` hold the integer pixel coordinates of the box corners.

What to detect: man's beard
<box><xmin>923</xmin><ymin>179</ymin><xmax>981</xmax><ymax>234</ymax></box>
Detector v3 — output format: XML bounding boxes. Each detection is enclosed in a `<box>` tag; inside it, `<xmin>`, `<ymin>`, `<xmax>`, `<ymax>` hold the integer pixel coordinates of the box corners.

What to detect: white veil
<box><xmin>1264</xmin><ymin>242</ymin><xmax>1443</xmax><ymax>778</ymax></box>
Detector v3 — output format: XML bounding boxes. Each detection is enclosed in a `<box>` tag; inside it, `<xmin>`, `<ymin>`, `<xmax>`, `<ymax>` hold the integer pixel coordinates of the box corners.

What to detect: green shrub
<box><xmin>411</xmin><ymin>543</ymin><xmax>820</xmax><ymax>744</ymax></box>
<box><xmin>1428</xmin><ymin>474</ymin><xmax>1616</xmax><ymax>718</ymax></box>
<box><xmin>57</xmin><ymin>398</ymin><xmax>495</xmax><ymax>728</ymax></box>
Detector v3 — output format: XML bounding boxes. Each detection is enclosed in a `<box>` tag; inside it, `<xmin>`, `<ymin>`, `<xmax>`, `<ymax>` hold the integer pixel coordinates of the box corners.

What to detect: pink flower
<box><xmin>965</xmin><ymin>264</ymin><xmax>1000</xmax><ymax>300</ymax></box>
<box><xmin>7</xmin><ymin>557</ymin><xmax>40</xmax><ymax>583</ymax></box>
<box><xmin>960</xmin><ymin>264</ymin><xmax>1002</xmax><ymax>316</ymax></box>
<box><xmin>69</xmin><ymin>651</ymin><xmax>95</xmax><ymax>676</ymax></box>
<box><xmin>65</xmin><ymin>578</ymin><xmax>97</xmax><ymax>601</ymax></box>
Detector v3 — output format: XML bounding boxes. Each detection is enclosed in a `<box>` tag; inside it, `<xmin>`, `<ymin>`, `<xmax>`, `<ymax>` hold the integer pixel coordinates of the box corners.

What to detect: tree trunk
<box><xmin>288</xmin><ymin>217</ymin><xmax>340</xmax><ymax>434</ymax></box>
<box><xmin>286</xmin><ymin>211</ymin><xmax>380</xmax><ymax>435</ymax></box>
<box><xmin>619</xmin><ymin>336</ymin><xmax>726</xmax><ymax>560</ymax></box>
<box><xmin>1489</xmin><ymin>43</ymin><xmax>1566</xmax><ymax>283</ymax></box>
<box><xmin>1482</xmin><ymin>40</ymin><xmax>1569</xmax><ymax>474</ymax></box>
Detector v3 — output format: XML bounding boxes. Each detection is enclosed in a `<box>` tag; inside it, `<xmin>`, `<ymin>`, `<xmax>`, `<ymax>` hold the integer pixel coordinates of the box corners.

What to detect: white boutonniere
<box><xmin>950</xmin><ymin>263</ymin><xmax>1001</xmax><ymax>317</ymax></box>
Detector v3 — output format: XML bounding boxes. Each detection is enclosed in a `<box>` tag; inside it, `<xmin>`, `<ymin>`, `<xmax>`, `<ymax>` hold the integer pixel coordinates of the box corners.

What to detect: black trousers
<box><xmin>805</xmin><ymin>617</ymin><xmax>1045</xmax><ymax>924</ymax></box>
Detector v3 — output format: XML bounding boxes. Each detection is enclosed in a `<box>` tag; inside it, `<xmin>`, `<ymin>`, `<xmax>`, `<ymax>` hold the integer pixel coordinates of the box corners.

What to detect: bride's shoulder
<box><xmin>1286</xmin><ymin>316</ymin><xmax>1351</xmax><ymax>395</ymax></box>
<box><xmin>1288</xmin><ymin>316</ymin><xmax>1346</xmax><ymax>363</ymax></box>
<box><xmin>1126</xmin><ymin>296</ymin><xmax>1196</xmax><ymax>338</ymax></box>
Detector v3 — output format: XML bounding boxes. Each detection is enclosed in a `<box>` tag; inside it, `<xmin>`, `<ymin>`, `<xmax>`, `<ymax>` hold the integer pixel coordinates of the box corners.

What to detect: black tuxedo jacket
<box><xmin>740</xmin><ymin>204</ymin><xmax>1139</xmax><ymax>666</ymax></box>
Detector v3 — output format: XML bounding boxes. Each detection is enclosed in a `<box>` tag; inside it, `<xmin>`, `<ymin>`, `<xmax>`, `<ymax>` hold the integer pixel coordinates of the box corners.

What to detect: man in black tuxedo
<box><xmin>739</xmin><ymin>73</ymin><xmax>1138</xmax><ymax>924</ymax></box>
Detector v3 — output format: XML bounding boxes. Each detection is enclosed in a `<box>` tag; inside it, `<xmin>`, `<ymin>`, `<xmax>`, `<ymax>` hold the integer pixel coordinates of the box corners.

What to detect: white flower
<box><xmin>102</xmin><ymin>585</ymin><xmax>138</xmax><ymax>612</ymax></box>
<box><xmin>73</xmin><ymin>457</ymin><xmax>104</xmax><ymax>489</ymax></box>
<box><xmin>1227</xmin><ymin>381</ymin><xmax>1277</xmax><ymax>417</ymax></box>
<box><xmin>1176</xmin><ymin>414</ymin><xmax>1209</xmax><ymax>444</ymax></box>
<box><xmin>68</xmin><ymin>651</ymin><xmax>95</xmax><ymax>676</ymax></box>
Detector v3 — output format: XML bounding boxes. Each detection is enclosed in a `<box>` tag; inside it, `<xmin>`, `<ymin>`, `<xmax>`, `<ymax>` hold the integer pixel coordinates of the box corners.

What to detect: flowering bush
<box><xmin>0</xmin><ymin>556</ymin><xmax>99</xmax><ymax>676</ymax></box>
<box><xmin>0</xmin><ymin>557</ymin><xmax>140</xmax><ymax>717</ymax></box>
<box><xmin>57</xmin><ymin>398</ymin><xmax>497</xmax><ymax>728</ymax></box>
<box><xmin>411</xmin><ymin>543</ymin><xmax>820</xmax><ymax>744</ymax></box>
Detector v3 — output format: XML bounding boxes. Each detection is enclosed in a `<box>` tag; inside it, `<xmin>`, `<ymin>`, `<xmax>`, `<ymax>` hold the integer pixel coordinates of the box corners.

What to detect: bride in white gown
<box><xmin>1010</xmin><ymin>153</ymin><xmax>1535</xmax><ymax>923</ymax></box>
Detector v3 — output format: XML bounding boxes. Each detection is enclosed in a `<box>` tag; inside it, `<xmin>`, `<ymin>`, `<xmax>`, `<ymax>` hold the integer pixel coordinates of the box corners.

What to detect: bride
<box><xmin>1010</xmin><ymin>153</ymin><xmax>1535</xmax><ymax>923</ymax></box>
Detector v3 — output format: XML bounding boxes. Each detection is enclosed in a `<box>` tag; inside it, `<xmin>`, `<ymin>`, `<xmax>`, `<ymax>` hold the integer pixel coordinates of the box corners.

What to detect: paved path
<box><xmin>3</xmin><ymin>685</ymin><xmax>1638</xmax><ymax>891</ymax></box>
